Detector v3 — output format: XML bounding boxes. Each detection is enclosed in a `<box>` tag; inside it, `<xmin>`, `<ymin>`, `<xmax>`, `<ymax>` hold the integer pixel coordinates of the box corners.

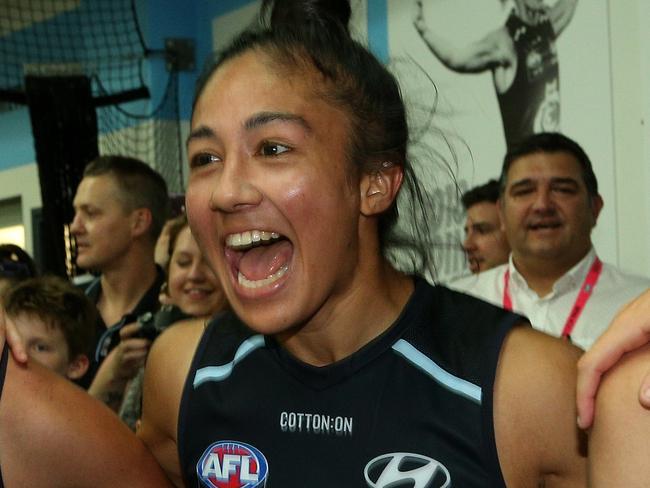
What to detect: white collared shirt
<box><xmin>448</xmin><ymin>248</ymin><xmax>650</xmax><ymax>350</ymax></box>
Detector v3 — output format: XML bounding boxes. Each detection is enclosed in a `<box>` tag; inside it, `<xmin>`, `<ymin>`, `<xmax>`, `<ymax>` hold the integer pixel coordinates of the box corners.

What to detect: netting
<box><xmin>0</xmin><ymin>0</ymin><xmax>185</xmax><ymax>193</ymax></box>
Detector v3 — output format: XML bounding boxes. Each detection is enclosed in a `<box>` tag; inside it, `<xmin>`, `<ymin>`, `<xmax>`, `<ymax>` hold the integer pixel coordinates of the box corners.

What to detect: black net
<box><xmin>1</xmin><ymin>0</ymin><xmax>146</xmax><ymax>103</ymax></box>
<box><xmin>0</xmin><ymin>0</ymin><xmax>186</xmax><ymax>275</ymax></box>
<box><xmin>0</xmin><ymin>0</ymin><xmax>185</xmax><ymax>191</ymax></box>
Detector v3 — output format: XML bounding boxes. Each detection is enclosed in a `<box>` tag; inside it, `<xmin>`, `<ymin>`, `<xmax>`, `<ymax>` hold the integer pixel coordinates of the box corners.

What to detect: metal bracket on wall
<box><xmin>164</xmin><ymin>38</ymin><xmax>196</xmax><ymax>72</ymax></box>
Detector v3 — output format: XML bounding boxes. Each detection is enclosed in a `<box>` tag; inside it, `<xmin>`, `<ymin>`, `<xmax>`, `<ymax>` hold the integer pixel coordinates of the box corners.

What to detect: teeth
<box><xmin>238</xmin><ymin>264</ymin><xmax>289</xmax><ymax>289</ymax></box>
<box><xmin>229</xmin><ymin>234</ymin><xmax>242</xmax><ymax>247</ymax></box>
<box><xmin>187</xmin><ymin>288</ymin><xmax>210</xmax><ymax>295</ymax></box>
<box><xmin>241</xmin><ymin>231</ymin><xmax>252</xmax><ymax>246</ymax></box>
<box><xmin>226</xmin><ymin>230</ymin><xmax>282</xmax><ymax>250</ymax></box>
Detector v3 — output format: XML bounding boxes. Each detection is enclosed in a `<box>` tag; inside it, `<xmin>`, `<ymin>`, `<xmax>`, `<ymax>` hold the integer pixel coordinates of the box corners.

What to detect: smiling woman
<box><xmin>136</xmin><ymin>1</ymin><xmax>594</xmax><ymax>487</ymax></box>
<box><xmin>163</xmin><ymin>214</ymin><xmax>228</xmax><ymax>317</ymax></box>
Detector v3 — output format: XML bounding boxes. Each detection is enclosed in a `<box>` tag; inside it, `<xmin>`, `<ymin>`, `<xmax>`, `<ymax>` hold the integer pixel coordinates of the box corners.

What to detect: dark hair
<box><xmin>461</xmin><ymin>179</ymin><xmax>500</xmax><ymax>210</ymax></box>
<box><xmin>189</xmin><ymin>0</ymin><xmax>435</xmax><ymax>272</ymax></box>
<box><xmin>164</xmin><ymin>214</ymin><xmax>190</xmax><ymax>275</ymax></box>
<box><xmin>3</xmin><ymin>275</ymin><xmax>97</xmax><ymax>359</ymax></box>
<box><xmin>192</xmin><ymin>0</ymin><xmax>435</xmax><ymax>272</ymax></box>
<box><xmin>83</xmin><ymin>155</ymin><xmax>170</xmax><ymax>242</ymax></box>
<box><xmin>0</xmin><ymin>244</ymin><xmax>37</xmax><ymax>285</ymax></box>
<box><xmin>499</xmin><ymin>132</ymin><xmax>599</xmax><ymax>198</ymax></box>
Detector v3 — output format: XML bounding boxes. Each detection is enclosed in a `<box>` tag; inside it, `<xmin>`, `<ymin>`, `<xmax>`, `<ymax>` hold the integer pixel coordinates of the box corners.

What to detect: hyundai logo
<box><xmin>364</xmin><ymin>452</ymin><xmax>451</xmax><ymax>488</ymax></box>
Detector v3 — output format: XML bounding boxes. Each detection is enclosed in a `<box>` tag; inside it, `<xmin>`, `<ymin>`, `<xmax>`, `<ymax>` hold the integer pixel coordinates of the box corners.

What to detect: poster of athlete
<box><xmin>414</xmin><ymin>0</ymin><xmax>573</xmax><ymax>149</ymax></box>
<box><xmin>386</xmin><ymin>0</ymin><xmax>616</xmax><ymax>280</ymax></box>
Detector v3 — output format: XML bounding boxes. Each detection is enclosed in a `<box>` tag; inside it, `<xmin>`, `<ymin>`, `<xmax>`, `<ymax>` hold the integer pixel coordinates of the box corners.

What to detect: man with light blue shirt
<box><xmin>450</xmin><ymin>132</ymin><xmax>650</xmax><ymax>350</ymax></box>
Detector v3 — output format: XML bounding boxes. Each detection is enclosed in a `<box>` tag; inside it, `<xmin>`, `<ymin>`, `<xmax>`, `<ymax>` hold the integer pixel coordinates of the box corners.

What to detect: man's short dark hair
<box><xmin>461</xmin><ymin>179</ymin><xmax>501</xmax><ymax>210</ymax></box>
<box><xmin>83</xmin><ymin>155</ymin><xmax>170</xmax><ymax>242</ymax></box>
<box><xmin>499</xmin><ymin>132</ymin><xmax>599</xmax><ymax>198</ymax></box>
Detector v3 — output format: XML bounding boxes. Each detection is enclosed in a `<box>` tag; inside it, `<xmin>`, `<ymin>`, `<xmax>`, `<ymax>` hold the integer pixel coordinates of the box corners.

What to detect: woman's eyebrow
<box><xmin>186</xmin><ymin>112</ymin><xmax>311</xmax><ymax>146</ymax></box>
<box><xmin>186</xmin><ymin>125</ymin><xmax>217</xmax><ymax>146</ymax></box>
<box><xmin>244</xmin><ymin>111</ymin><xmax>312</xmax><ymax>132</ymax></box>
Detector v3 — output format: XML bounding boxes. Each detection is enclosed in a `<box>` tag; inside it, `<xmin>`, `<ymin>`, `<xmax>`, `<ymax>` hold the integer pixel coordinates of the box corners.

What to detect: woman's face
<box><xmin>167</xmin><ymin>225</ymin><xmax>226</xmax><ymax>317</ymax></box>
<box><xmin>185</xmin><ymin>50</ymin><xmax>364</xmax><ymax>334</ymax></box>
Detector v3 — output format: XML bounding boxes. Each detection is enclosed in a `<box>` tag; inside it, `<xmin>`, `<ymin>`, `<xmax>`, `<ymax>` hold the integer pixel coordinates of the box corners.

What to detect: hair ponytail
<box><xmin>262</xmin><ymin>0</ymin><xmax>351</xmax><ymax>35</ymax></box>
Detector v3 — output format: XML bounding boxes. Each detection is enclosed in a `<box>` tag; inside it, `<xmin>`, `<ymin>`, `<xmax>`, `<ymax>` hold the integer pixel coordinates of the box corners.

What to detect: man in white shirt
<box><xmin>461</xmin><ymin>179</ymin><xmax>511</xmax><ymax>274</ymax></box>
<box><xmin>450</xmin><ymin>132</ymin><xmax>650</xmax><ymax>350</ymax></box>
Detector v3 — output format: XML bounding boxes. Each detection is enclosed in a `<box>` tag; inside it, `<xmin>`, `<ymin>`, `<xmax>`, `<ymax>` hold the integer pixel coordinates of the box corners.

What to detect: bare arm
<box><xmin>138</xmin><ymin>318</ymin><xmax>205</xmax><ymax>487</ymax></box>
<box><xmin>549</xmin><ymin>0</ymin><xmax>578</xmax><ymax>37</ymax></box>
<box><xmin>577</xmin><ymin>288</ymin><xmax>650</xmax><ymax>429</ymax></box>
<box><xmin>0</xmin><ymin>355</ymin><xmax>172</xmax><ymax>487</ymax></box>
<box><xmin>589</xmin><ymin>343</ymin><xmax>650</xmax><ymax>486</ymax></box>
<box><xmin>88</xmin><ymin>321</ymin><xmax>151</xmax><ymax>411</ymax></box>
<box><xmin>413</xmin><ymin>0</ymin><xmax>513</xmax><ymax>73</ymax></box>
<box><xmin>495</xmin><ymin>326</ymin><xmax>587</xmax><ymax>487</ymax></box>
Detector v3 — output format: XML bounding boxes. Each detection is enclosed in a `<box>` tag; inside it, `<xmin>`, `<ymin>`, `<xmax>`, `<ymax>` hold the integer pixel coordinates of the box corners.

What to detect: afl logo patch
<box><xmin>364</xmin><ymin>452</ymin><xmax>451</xmax><ymax>488</ymax></box>
<box><xmin>197</xmin><ymin>440</ymin><xmax>269</xmax><ymax>488</ymax></box>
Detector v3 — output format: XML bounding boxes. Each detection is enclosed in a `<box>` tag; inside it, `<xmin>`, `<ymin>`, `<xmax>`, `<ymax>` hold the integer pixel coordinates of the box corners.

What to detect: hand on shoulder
<box><xmin>588</xmin><ymin>342</ymin><xmax>650</xmax><ymax>487</ymax></box>
<box><xmin>577</xmin><ymin>288</ymin><xmax>650</xmax><ymax>429</ymax></box>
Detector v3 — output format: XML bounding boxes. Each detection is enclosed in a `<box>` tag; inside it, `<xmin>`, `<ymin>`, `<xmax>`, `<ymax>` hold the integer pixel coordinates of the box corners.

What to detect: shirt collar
<box><xmin>84</xmin><ymin>265</ymin><xmax>166</xmax><ymax>327</ymax></box>
<box><xmin>507</xmin><ymin>247</ymin><xmax>598</xmax><ymax>296</ymax></box>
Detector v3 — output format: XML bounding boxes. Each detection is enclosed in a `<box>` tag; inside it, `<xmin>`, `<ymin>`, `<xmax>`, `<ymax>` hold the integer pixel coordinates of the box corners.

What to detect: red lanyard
<box><xmin>503</xmin><ymin>257</ymin><xmax>603</xmax><ymax>339</ymax></box>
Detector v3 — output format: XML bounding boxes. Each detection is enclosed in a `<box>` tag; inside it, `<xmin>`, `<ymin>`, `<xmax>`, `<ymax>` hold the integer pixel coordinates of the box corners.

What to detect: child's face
<box><xmin>12</xmin><ymin>312</ymin><xmax>78</xmax><ymax>379</ymax></box>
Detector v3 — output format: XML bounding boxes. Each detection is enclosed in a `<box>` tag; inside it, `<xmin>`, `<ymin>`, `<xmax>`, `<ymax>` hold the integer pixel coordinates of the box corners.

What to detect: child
<box><xmin>3</xmin><ymin>275</ymin><xmax>96</xmax><ymax>380</ymax></box>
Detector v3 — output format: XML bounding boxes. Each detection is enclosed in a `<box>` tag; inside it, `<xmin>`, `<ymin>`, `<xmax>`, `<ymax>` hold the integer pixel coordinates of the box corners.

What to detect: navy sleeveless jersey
<box><xmin>0</xmin><ymin>344</ymin><xmax>8</xmax><ymax>488</ymax></box>
<box><xmin>497</xmin><ymin>12</ymin><xmax>559</xmax><ymax>148</ymax></box>
<box><xmin>178</xmin><ymin>279</ymin><xmax>525</xmax><ymax>487</ymax></box>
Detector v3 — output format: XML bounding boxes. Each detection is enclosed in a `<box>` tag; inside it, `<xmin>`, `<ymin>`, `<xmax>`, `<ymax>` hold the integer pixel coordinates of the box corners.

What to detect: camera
<box><xmin>135</xmin><ymin>311</ymin><xmax>159</xmax><ymax>341</ymax></box>
<box><xmin>134</xmin><ymin>306</ymin><xmax>192</xmax><ymax>341</ymax></box>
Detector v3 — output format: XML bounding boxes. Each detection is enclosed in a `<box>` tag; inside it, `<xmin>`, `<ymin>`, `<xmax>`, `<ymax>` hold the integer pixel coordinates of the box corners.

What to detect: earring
<box><xmin>367</xmin><ymin>171</ymin><xmax>385</xmax><ymax>196</ymax></box>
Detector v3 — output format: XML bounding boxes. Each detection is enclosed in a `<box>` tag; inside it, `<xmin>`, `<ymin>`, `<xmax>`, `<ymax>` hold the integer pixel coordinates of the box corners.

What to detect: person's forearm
<box><xmin>88</xmin><ymin>363</ymin><xmax>129</xmax><ymax>411</ymax></box>
<box><xmin>551</xmin><ymin>0</ymin><xmax>578</xmax><ymax>36</ymax></box>
<box><xmin>415</xmin><ymin>20</ymin><xmax>504</xmax><ymax>73</ymax></box>
<box><xmin>577</xmin><ymin>288</ymin><xmax>650</xmax><ymax>428</ymax></box>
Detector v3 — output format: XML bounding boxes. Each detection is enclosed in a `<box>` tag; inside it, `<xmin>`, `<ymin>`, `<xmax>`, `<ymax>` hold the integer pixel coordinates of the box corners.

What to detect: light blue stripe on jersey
<box><xmin>193</xmin><ymin>335</ymin><xmax>265</xmax><ymax>388</ymax></box>
<box><xmin>392</xmin><ymin>339</ymin><xmax>482</xmax><ymax>404</ymax></box>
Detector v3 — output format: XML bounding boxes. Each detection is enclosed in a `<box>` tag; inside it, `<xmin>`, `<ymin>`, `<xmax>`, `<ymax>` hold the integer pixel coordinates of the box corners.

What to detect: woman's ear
<box><xmin>359</xmin><ymin>162</ymin><xmax>403</xmax><ymax>216</ymax></box>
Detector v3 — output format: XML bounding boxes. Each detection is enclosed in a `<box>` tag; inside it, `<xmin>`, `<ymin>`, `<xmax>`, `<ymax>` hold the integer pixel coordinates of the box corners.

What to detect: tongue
<box><xmin>238</xmin><ymin>240</ymin><xmax>292</xmax><ymax>281</ymax></box>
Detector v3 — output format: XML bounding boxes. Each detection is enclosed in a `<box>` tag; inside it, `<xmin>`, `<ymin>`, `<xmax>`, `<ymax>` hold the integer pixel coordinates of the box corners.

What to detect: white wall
<box><xmin>0</xmin><ymin>163</ymin><xmax>41</xmax><ymax>255</ymax></box>
<box><xmin>609</xmin><ymin>0</ymin><xmax>650</xmax><ymax>277</ymax></box>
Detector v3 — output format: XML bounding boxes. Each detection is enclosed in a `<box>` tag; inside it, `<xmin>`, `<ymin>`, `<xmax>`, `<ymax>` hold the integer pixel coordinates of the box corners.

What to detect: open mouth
<box><xmin>528</xmin><ymin>222</ymin><xmax>562</xmax><ymax>231</ymax></box>
<box><xmin>467</xmin><ymin>256</ymin><xmax>482</xmax><ymax>272</ymax></box>
<box><xmin>225</xmin><ymin>230</ymin><xmax>292</xmax><ymax>291</ymax></box>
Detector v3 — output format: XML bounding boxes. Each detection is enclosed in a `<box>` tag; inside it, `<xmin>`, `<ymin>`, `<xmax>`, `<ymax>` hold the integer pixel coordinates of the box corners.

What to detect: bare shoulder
<box><xmin>0</xmin><ymin>357</ymin><xmax>171</xmax><ymax>487</ymax></box>
<box><xmin>502</xmin><ymin>325</ymin><xmax>583</xmax><ymax>373</ymax></box>
<box><xmin>494</xmin><ymin>326</ymin><xmax>587</xmax><ymax>487</ymax></box>
<box><xmin>590</xmin><ymin>343</ymin><xmax>650</xmax><ymax>487</ymax></box>
<box><xmin>146</xmin><ymin>317</ymin><xmax>206</xmax><ymax>385</ymax></box>
<box><xmin>138</xmin><ymin>316</ymin><xmax>206</xmax><ymax>486</ymax></box>
<box><xmin>155</xmin><ymin>316</ymin><xmax>206</xmax><ymax>353</ymax></box>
